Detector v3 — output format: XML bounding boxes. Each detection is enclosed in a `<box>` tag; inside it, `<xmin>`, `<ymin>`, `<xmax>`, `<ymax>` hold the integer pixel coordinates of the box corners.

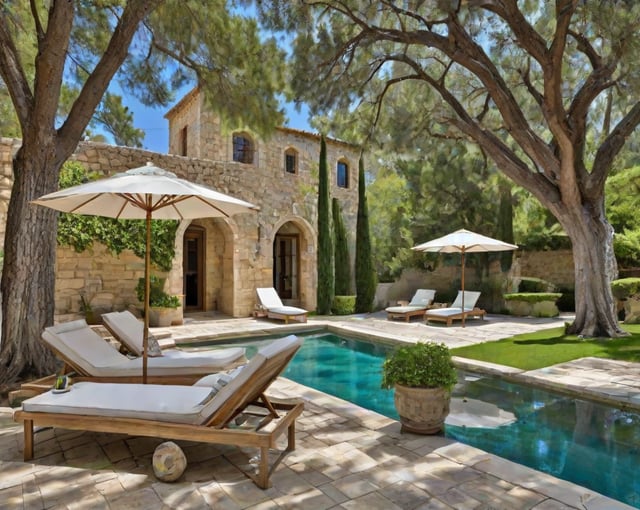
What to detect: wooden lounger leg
<box><xmin>287</xmin><ymin>421</ymin><xmax>296</xmax><ymax>451</ymax></box>
<box><xmin>257</xmin><ymin>446</ymin><xmax>270</xmax><ymax>489</ymax></box>
<box><xmin>23</xmin><ymin>419</ymin><xmax>34</xmax><ymax>461</ymax></box>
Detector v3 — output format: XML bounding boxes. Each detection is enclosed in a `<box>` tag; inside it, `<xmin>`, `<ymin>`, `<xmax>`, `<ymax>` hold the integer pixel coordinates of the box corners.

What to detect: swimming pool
<box><xmin>206</xmin><ymin>331</ymin><xmax>640</xmax><ymax>507</ymax></box>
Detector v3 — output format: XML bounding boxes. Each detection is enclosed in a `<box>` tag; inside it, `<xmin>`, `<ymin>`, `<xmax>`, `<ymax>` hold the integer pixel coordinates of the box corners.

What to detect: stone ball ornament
<box><xmin>152</xmin><ymin>441</ymin><xmax>187</xmax><ymax>482</ymax></box>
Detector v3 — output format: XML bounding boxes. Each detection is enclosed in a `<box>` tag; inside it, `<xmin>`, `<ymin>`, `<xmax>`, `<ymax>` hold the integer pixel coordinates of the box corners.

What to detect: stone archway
<box><xmin>169</xmin><ymin>217</ymin><xmax>239</xmax><ymax>316</ymax></box>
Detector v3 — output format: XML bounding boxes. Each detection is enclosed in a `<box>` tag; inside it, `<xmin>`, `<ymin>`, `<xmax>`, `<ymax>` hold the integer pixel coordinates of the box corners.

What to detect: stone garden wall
<box><xmin>375</xmin><ymin>250</ymin><xmax>576</xmax><ymax>313</ymax></box>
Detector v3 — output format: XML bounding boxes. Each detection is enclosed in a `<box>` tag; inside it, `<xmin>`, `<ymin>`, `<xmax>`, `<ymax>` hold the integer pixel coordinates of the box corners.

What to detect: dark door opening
<box><xmin>183</xmin><ymin>227</ymin><xmax>204</xmax><ymax>311</ymax></box>
<box><xmin>273</xmin><ymin>234</ymin><xmax>299</xmax><ymax>300</ymax></box>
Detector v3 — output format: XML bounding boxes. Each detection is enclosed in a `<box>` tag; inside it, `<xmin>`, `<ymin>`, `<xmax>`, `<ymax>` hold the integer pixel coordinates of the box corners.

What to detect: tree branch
<box><xmin>56</xmin><ymin>0</ymin><xmax>163</xmax><ymax>163</ymax></box>
<box><xmin>0</xmin><ymin>9</ymin><xmax>35</xmax><ymax>129</ymax></box>
<box><xmin>590</xmin><ymin>102</ymin><xmax>640</xmax><ymax>194</ymax></box>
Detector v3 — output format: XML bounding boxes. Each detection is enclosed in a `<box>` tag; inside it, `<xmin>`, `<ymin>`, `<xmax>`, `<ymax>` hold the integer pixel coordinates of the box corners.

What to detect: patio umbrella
<box><xmin>33</xmin><ymin>162</ymin><xmax>258</xmax><ymax>382</ymax></box>
<box><xmin>412</xmin><ymin>229</ymin><xmax>518</xmax><ymax>326</ymax></box>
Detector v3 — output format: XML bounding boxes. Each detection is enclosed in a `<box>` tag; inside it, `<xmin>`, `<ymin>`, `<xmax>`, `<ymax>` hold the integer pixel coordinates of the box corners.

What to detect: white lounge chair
<box><xmin>385</xmin><ymin>289</ymin><xmax>436</xmax><ymax>321</ymax></box>
<box><xmin>424</xmin><ymin>290</ymin><xmax>485</xmax><ymax>326</ymax></box>
<box><xmin>33</xmin><ymin>319</ymin><xmax>246</xmax><ymax>385</ymax></box>
<box><xmin>256</xmin><ymin>287</ymin><xmax>308</xmax><ymax>324</ymax></box>
<box><xmin>102</xmin><ymin>310</ymin><xmax>206</xmax><ymax>358</ymax></box>
<box><xmin>14</xmin><ymin>335</ymin><xmax>304</xmax><ymax>489</ymax></box>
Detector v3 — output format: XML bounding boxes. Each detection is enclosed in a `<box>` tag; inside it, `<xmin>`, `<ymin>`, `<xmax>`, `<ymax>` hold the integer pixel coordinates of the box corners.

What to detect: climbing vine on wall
<box><xmin>56</xmin><ymin>161</ymin><xmax>178</xmax><ymax>271</ymax></box>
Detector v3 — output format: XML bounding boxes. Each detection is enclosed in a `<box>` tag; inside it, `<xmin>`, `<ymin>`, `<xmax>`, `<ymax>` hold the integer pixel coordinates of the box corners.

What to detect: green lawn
<box><xmin>450</xmin><ymin>324</ymin><xmax>640</xmax><ymax>370</ymax></box>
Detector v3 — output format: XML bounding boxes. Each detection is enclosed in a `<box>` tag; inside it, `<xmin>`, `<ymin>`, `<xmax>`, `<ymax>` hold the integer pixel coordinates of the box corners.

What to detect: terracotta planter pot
<box><xmin>394</xmin><ymin>384</ymin><xmax>451</xmax><ymax>434</ymax></box>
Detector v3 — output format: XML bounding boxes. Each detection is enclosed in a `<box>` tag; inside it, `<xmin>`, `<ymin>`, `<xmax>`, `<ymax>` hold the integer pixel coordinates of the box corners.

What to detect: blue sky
<box><xmin>127</xmin><ymin>88</ymin><xmax>313</xmax><ymax>154</ymax></box>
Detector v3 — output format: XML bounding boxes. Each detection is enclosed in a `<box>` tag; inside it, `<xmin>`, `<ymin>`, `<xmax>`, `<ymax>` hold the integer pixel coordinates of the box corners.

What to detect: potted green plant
<box><xmin>381</xmin><ymin>342</ymin><xmax>458</xmax><ymax>434</ymax></box>
<box><xmin>136</xmin><ymin>276</ymin><xmax>182</xmax><ymax>327</ymax></box>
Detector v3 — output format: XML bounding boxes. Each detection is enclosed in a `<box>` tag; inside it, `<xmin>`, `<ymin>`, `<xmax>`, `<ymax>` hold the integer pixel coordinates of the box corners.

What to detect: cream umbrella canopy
<box><xmin>412</xmin><ymin>229</ymin><xmax>518</xmax><ymax>326</ymax></box>
<box><xmin>33</xmin><ymin>162</ymin><xmax>258</xmax><ymax>382</ymax></box>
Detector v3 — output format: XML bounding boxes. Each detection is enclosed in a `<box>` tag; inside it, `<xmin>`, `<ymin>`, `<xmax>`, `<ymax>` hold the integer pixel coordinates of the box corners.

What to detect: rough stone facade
<box><xmin>0</xmin><ymin>91</ymin><xmax>361</xmax><ymax>319</ymax></box>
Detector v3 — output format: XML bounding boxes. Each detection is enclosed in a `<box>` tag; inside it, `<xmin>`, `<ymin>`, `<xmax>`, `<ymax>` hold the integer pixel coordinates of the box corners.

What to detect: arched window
<box><xmin>337</xmin><ymin>159</ymin><xmax>349</xmax><ymax>188</ymax></box>
<box><xmin>232</xmin><ymin>133</ymin><xmax>254</xmax><ymax>164</ymax></box>
<box><xmin>284</xmin><ymin>148</ymin><xmax>298</xmax><ymax>174</ymax></box>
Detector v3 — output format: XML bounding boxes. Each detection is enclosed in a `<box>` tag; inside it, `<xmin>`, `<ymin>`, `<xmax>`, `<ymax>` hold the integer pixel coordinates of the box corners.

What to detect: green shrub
<box><xmin>136</xmin><ymin>276</ymin><xmax>181</xmax><ymax>308</ymax></box>
<box><xmin>332</xmin><ymin>295</ymin><xmax>356</xmax><ymax>315</ymax></box>
<box><xmin>503</xmin><ymin>293</ymin><xmax>562</xmax><ymax>303</ymax></box>
<box><xmin>381</xmin><ymin>342</ymin><xmax>457</xmax><ymax>390</ymax></box>
<box><xmin>517</xmin><ymin>277</ymin><xmax>555</xmax><ymax>293</ymax></box>
<box><xmin>611</xmin><ymin>278</ymin><xmax>640</xmax><ymax>300</ymax></box>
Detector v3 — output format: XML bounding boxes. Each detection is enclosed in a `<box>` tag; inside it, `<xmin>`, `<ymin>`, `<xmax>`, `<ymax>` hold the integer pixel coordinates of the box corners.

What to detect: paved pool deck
<box><xmin>0</xmin><ymin>312</ymin><xmax>638</xmax><ymax>509</ymax></box>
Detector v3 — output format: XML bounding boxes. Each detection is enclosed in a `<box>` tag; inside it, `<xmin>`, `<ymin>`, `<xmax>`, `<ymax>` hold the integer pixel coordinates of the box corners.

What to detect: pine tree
<box><xmin>355</xmin><ymin>155</ymin><xmax>376</xmax><ymax>313</ymax></box>
<box><xmin>316</xmin><ymin>136</ymin><xmax>334</xmax><ymax>314</ymax></box>
<box><xmin>333</xmin><ymin>198</ymin><xmax>352</xmax><ymax>295</ymax></box>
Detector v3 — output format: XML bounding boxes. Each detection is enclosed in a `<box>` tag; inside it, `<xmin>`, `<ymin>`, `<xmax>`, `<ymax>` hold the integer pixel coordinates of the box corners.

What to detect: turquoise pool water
<box><xmin>208</xmin><ymin>332</ymin><xmax>640</xmax><ymax>507</ymax></box>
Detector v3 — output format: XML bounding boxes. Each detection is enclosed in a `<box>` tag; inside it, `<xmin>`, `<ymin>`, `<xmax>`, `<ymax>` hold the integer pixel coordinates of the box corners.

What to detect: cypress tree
<box><xmin>316</xmin><ymin>135</ymin><xmax>334</xmax><ymax>314</ymax></box>
<box><xmin>332</xmin><ymin>197</ymin><xmax>352</xmax><ymax>295</ymax></box>
<box><xmin>355</xmin><ymin>155</ymin><xmax>376</xmax><ymax>313</ymax></box>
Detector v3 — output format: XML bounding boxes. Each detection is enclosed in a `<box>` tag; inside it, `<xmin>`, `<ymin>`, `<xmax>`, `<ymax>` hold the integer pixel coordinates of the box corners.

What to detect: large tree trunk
<box><xmin>0</xmin><ymin>142</ymin><xmax>61</xmax><ymax>384</ymax></box>
<box><xmin>561</xmin><ymin>199</ymin><xmax>624</xmax><ymax>338</ymax></box>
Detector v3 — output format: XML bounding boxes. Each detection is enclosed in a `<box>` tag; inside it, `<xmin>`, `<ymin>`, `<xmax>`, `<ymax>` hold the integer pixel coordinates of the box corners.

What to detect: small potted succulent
<box><xmin>381</xmin><ymin>342</ymin><xmax>458</xmax><ymax>434</ymax></box>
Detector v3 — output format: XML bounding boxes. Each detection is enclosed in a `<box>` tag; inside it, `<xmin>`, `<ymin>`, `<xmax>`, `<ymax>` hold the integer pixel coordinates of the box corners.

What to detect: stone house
<box><xmin>0</xmin><ymin>88</ymin><xmax>361</xmax><ymax>320</ymax></box>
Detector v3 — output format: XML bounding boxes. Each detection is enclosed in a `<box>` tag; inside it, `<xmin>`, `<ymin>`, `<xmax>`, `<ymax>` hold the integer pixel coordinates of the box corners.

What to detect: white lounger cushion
<box><xmin>425</xmin><ymin>307</ymin><xmax>476</xmax><ymax>317</ymax></box>
<box><xmin>42</xmin><ymin>320</ymin><xmax>245</xmax><ymax>377</ymax></box>
<box><xmin>266</xmin><ymin>305</ymin><xmax>307</xmax><ymax>316</ymax></box>
<box><xmin>385</xmin><ymin>289</ymin><xmax>435</xmax><ymax>313</ymax></box>
<box><xmin>385</xmin><ymin>305</ymin><xmax>427</xmax><ymax>314</ymax></box>
<box><xmin>256</xmin><ymin>287</ymin><xmax>284</xmax><ymax>309</ymax></box>
<box><xmin>23</xmin><ymin>335</ymin><xmax>302</xmax><ymax>425</ymax></box>
<box><xmin>102</xmin><ymin>311</ymin><xmax>171</xmax><ymax>357</ymax></box>
<box><xmin>450</xmin><ymin>291</ymin><xmax>481</xmax><ymax>309</ymax></box>
<box><xmin>22</xmin><ymin>382</ymin><xmax>211</xmax><ymax>424</ymax></box>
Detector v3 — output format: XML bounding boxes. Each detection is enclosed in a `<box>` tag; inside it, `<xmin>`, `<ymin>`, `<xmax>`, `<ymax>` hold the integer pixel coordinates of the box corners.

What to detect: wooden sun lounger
<box><xmin>424</xmin><ymin>307</ymin><xmax>486</xmax><ymax>326</ymax></box>
<box><xmin>14</xmin><ymin>335</ymin><xmax>304</xmax><ymax>489</ymax></box>
<box><xmin>385</xmin><ymin>289</ymin><xmax>436</xmax><ymax>322</ymax></box>
<box><xmin>19</xmin><ymin>319</ymin><xmax>247</xmax><ymax>396</ymax></box>
<box><xmin>256</xmin><ymin>287</ymin><xmax>308</xmax><ymax>324</ymax></box>
<box><xmin>423</xmin><ymin>290</ymin><xmax>485</xmax><ymax>326</ymax></box>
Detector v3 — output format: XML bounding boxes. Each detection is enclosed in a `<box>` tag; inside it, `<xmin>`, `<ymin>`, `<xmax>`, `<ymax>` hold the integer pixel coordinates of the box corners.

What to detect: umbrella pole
<box><xmin>461</xmin><ymin>251</ymin><xmax>466</xmax><ymax>328</ymax></box>
<box><xmin>143</xmin><ymin>209</ymin><xmax>151</xmax><ymax>384</ymax></box>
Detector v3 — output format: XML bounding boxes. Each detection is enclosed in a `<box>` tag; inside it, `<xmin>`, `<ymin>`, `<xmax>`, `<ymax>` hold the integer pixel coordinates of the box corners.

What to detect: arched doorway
<box><xmin>272</xmin><ymin>219</ymin><xmax>314</xmax><ymax>307</ymax></box>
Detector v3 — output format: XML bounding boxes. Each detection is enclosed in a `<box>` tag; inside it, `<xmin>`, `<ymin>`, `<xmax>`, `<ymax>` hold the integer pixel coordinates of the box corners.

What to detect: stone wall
<box><xmin>516</xmin><ymin>249</ymin><xmax>575</xmax><ymax>289</ymax></box>
<box><xmin>376</xmin><ymin>250</ymin><xmax>577</xmax><ymax>312</ymax></box>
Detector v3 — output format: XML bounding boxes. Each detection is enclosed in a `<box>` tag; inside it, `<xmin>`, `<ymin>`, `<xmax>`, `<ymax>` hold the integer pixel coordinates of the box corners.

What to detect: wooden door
<box><xmin>183</xmin><ymin>227</ymin><xmax>204</xmax><ymax>310</ymax></box>
<box><xmin>274</xmin><ymin>234</ymin><xmax>299</xmax><ymax>300</ymax></box>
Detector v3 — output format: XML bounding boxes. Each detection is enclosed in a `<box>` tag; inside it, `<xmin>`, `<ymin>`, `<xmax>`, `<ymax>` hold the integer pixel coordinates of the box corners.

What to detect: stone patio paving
<box><xmin>0</xmin><ymin>312</ymin><xmax>637</xmax><ymax>509</ymax></box>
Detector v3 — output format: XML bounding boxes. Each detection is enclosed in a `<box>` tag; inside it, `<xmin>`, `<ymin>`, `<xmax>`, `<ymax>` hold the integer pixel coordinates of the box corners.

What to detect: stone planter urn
<box><xmin>382</xmin><ymin>342</ymin><xmax>458</xmax><ymax>435</ymax></box>
<box><xmin>148</xmin><ymin>306</ymin><xmax>182</xmax><ymax>327</ymax></box>
<box><xmin>394</xmin><ymin>384</ymin><xmax>451</xmax><ymax>434</ymax></box>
